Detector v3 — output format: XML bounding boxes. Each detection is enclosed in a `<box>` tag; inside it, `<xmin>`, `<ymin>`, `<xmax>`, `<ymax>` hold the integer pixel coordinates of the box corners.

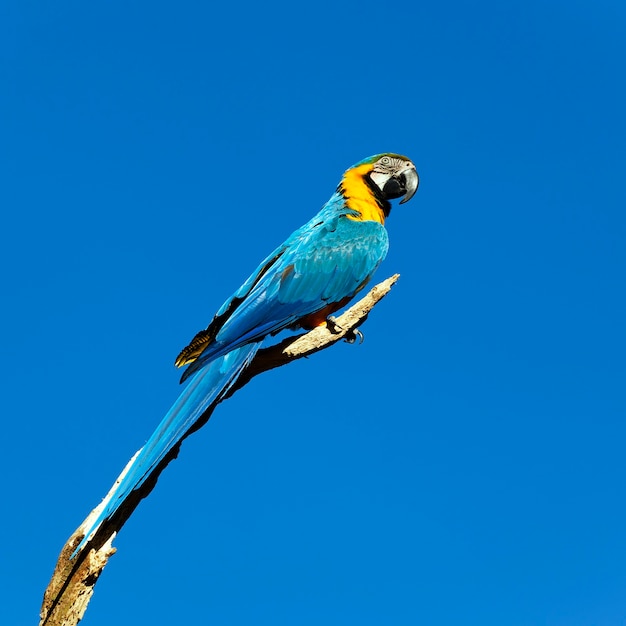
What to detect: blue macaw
<box><xmin>72</xmin><ymin>153</ymin><xmax>418</xmax><ymax>557</ymax></box>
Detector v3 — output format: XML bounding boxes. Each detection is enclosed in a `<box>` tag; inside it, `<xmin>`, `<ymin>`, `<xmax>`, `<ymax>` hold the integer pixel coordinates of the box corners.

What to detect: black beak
<box><xmin>382</xmin><ymin>167</ymin><xmax>419</xmax><ymax>204</ymax></box>
<box><xmin>399</xmin><ymin>167</ymin><xmax>419</xmax><ymax>204</ymax></box>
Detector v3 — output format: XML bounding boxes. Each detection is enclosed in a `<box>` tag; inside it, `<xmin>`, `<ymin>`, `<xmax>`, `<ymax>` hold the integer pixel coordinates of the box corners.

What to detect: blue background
<box><xmin>3</xmin><ymin>1</ymin><xmax>626</xmax><ymax>624</ymax></box>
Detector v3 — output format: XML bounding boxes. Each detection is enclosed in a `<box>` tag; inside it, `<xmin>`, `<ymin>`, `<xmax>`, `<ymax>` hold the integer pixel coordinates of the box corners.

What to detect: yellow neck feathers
<box><xmin>341</xmin><ymin>164</ymin><xmax>386</xmax><ymax>224</ymax></box>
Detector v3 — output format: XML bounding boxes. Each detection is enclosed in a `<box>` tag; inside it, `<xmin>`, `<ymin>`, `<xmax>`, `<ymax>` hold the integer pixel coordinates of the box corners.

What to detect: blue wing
<box><xmin>73</xmin><ymin>194</ymin><xmax>389</xmax><ymax>558</ymax></box>
<box><xmin>180</xmin><ymin>196</ymin><xmax>389</xmax><ymax>379</ymax></box>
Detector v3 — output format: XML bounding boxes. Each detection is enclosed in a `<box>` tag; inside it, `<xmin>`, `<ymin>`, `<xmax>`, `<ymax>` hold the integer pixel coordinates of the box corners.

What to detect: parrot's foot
<box><xmin>326</xmin><ymin>315</ymin><xmax>343</xmax><ymax>333</ymax></box>
<box><xmin>326</xmin><ymin>316</ymin><xmax>364</xmax><ymax>344</ymax></box>
<box><xmin>345</xmin><ymin>328</ymin><xmax>364</xmax><ymax>344</ymax></box>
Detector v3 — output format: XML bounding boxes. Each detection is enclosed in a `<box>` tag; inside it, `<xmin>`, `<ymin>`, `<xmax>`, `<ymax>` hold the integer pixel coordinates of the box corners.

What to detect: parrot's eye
<box><xmin>381</xmin><ymin>156</ymin><xmax>391</xmax><ymax>165</ymax></box>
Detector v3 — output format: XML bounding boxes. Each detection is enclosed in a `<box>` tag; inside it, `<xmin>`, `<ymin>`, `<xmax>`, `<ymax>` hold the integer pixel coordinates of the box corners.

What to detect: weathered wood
<box><xmin>39</xmin><ymin>274</ymin><xmax>400</xmax><ymax>626</ymax></box>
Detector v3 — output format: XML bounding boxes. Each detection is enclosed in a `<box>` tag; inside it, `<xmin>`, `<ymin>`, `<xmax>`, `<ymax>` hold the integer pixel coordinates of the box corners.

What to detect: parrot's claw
<box><xmin>344</xmin><ymin>328</ymin><xmax>364</xmax><ymax>344</ymax></box>
<box><xmin>326</xmin><ymin>315</ymin><xmax>343</xmax><ymax>333</ymax></box>
<box><xmin>326</xmin><ymin>316</ymin><xmax>364</xmax><ymax>344</ymax></box>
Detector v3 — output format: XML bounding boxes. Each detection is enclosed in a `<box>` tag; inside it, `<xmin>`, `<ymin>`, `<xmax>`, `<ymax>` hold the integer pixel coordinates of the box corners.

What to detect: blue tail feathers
<box><xmin>71</xmin><ymin>343</ymin><xmax>260</xmax><ymax>558</ymax></box>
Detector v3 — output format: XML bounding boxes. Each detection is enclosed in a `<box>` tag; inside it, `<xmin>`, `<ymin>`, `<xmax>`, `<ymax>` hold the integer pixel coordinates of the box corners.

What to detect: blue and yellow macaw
<box><xmin>72</xmin><ymin>153</ymin><xmax>418</xmax><ymax>557</ymax></box>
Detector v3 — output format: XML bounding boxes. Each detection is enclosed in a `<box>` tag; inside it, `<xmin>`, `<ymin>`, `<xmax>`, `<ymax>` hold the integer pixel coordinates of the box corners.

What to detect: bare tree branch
<box><xmin>39</xmin><ymin>274</ymin><xmax>400</xmax><ymax>626</ymax></box>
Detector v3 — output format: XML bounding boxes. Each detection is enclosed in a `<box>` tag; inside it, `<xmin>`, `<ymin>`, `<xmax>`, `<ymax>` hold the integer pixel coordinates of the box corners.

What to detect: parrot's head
<box><xmin>340</xmin><ymin>153</ymin><xmax>419</xmax><ymax>223</ymax></box>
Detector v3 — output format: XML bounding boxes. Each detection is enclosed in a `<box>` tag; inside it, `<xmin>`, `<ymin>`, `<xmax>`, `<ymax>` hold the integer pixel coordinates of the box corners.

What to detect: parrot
<box><xmin>72</xmin><ymin>153</ymin><xmax>418</xmax><ymax>558</ymax></box>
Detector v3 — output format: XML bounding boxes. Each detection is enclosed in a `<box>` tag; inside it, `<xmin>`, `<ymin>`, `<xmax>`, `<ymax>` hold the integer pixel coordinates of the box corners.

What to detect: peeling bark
<box><xmin>39</xmin><ymin>274</ymin><xmax>400</xmax><ymax>626</ymax></box>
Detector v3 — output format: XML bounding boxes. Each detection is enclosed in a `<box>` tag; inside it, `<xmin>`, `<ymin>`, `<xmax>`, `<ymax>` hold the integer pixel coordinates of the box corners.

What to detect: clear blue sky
<box><xmin>3</xmin><ymin>2</ymin><xmax>626</xmax><ymax>625</ymax></box>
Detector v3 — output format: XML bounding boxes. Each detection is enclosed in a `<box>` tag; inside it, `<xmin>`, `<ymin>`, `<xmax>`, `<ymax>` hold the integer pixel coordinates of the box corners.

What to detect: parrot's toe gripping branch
<box><xmin>326</xmin><ymin>315</ymin><xmax>364</xmax><ymax>344</ymax></box>
<box><xmin>326</xmin><ymin>315</ymin><xmax>343</xmax><ymax>333</ymax></box>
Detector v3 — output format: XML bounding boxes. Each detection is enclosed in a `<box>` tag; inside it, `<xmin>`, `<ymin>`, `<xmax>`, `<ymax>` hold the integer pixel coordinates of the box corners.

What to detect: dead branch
<box><xmin>39</xmin><ymin>274</ymin><xmax>400</xmax><ymax>626</ymax></box>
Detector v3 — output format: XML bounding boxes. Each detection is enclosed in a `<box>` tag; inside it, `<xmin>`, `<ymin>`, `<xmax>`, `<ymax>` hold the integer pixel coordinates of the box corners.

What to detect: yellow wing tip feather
<box><xmin>174</xmin><ymin>329</ymin><xmax>213</xmax><ymax>367</ymax></box>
